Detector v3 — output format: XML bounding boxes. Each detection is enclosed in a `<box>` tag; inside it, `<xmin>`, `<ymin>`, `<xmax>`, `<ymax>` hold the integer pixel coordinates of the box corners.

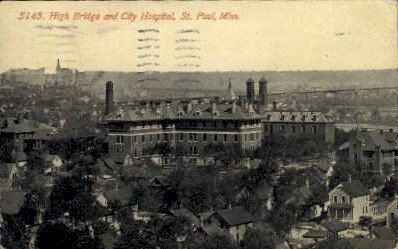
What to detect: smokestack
<box><xmin>105</xmin><ymin>81</ymin><xmax>114</xmax><ymax>115</ymax></box>
<box><xmin>246</xmin><ymin>78</ymin><xmax>255</xmax><ymax>103</ymax></box>
<box><xmin>259</xmin><ymin>77</ymin><xmax>268</xmax><ymax>107</ymax></box>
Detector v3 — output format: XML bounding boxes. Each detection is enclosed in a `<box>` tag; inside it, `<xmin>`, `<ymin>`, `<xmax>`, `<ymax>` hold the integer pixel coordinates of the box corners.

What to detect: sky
<box><xmin>0</xmin><ymin>1</ymin><xmax>397</xmax><ymax>73</ymax></box>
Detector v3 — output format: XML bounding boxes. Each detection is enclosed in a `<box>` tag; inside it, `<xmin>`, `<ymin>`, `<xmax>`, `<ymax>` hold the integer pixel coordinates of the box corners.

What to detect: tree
<box><xmin>188</xmin><ymin>234</ymin><xmax>238</xmax><ymax>249</ymax></box>
<box><xmin>328</xmin><ymin>162</ymin><xmax>359</xmax><ymax>190</ymax></box>
<box><xmin>20</xmin><ymin>152</ymin><xmax>47</xmax><ymax>191</ymax></box>
<box><xmin>36</xmin><ymin>223</ymin><xmax>78</xmax><ymax>249</ymax></box>
<box><xmin>1</xmin><ymin>214</ymin><xmax>30</xmax><ymax>249</ymax></box>
<box><xmin>380</xmin><ymin>178</ymin><xmax>398</xmax><ymax>200</ymax></box>
<box><xmin>334</xmin><ymin>129</ymin><xmax>350</xmax><ymax>149</ymax></box>
<box><xmin>241</xmin><ymin>227</ymin><xmax>276</xmax><ymax>249</ymax></box>
<box><xmin>19</xmin><ymin>190</ymin><xmax>41</xmax><ymax>226</ymax></box>
<box><xmin>46</xmin><ymin>174</ymin><xmax>103</xmax><ymax>222</ymax></box>
<box><xmin>214</xmin><ymin>144</ymin><xmax>243</xmax><ymax>166</ymax></box>
<box><xmin>266</xmin><ymin>205</ymin><xmax>298</xmax><ymax>234</ymax></box>
<box><xmin>259</xmin><ymin>135</ymin><xmax>286</xmax><ymax>159</ymax></box>
<box><xmin>115</xmin><ymin>219</ymin><xmax>153</xmax><ymax>249</ymax></box>
<box><xmin>35</xmin><ymin>222</ymin><xmax>102</xmax><ymax>249</ymax></box>
<box><xmin>0</xmin><ymin>136</ymin><xmax>14</xmax><ymax>162</ymax></box>
<box><xmin>247</xmin><ymin>160</ymin><xmax>278</xmax><ymax>187</ymax></box>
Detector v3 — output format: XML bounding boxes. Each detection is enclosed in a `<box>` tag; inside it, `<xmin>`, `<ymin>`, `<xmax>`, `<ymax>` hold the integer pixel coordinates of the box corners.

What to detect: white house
<box><xmin>327</xmin><ymin>178</ymin><xmax>371</xmax><ymax>223</ymax></box>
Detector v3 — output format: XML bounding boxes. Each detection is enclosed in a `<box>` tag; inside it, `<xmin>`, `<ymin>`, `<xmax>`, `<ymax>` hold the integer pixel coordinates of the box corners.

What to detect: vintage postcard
<box><xmin>0</xmin><ymin>1</ymin><xmax>397</xmax><ymax>249</ymax></box>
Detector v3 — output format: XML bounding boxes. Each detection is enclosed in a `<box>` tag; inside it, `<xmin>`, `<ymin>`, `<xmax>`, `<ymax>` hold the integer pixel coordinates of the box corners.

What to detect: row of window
<box><xmin>185</xmin><ymin>133</ymin><xmax>239</xmax><ymax>142</ymax></box>
<box><xmin>114</xmin><ymin>120</ymin><xmax>262</xmax><ymax>130</ymax></box>
<box><xmin>178</xmin><ymin>120</ymin><xmax>261</xmax><ymax>129</ymax></box>
<box><xmin>116</xmin><ymin>134</ymin><xmax>164</xmax><ymax>144</ymax></box>
<box><xmin>244</xmin><ymin>133</ymin><xmax>260</xmax><ymax>142</ymax></box>
<box><xmin>333</xmin><ymin>195</ymin><xmax>351</xmax><ymax>204</ymax></box>
<box><xmin>265</xmin><ymin>114</ymin><xmax>317</xmax><ymax>122</ymax></box>
<box><xmin>115</xmin><ymin>132</ymin><xmax>261</xmax><ymax>144</ymax></box>
<box><xmin>265</xmin><ymin>124</ymin><xmax>318</xmax><ymax>134</ymax></box>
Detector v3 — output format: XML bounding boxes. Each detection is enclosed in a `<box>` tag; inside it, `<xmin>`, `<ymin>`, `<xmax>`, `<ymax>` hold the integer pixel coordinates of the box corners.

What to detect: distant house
<box><xmin>102</xmin><ymin>183</ymin><xmax>133</xmax><ymax>208</ymax></box>
<box><xmin>0</xmin><ymin>117</ymin><xmax>57</xmax><ymax>155</ymax></box>
<box><xmin>289</xmin><ymin>222</ymin><xmax>315</xmax><ymax>239</ymax></box>
<box><xmin>386</xmin><ymin>195</ymin><xmax>398</xmax><ymax>228</ymax></box>
<box><xmin>337</xmin><ymin>129</ymin><xmax>398</xmax><ymax>174</ymax></box>
<box><xmin>327</xmin><ymin>178</ymin><xmax>371</xmax><ymax>223</ymax></box>
<box><xmin>42</xmin><ymin>153</ymin><xmax>63</xmax><ymax>187</ymax></box>
<box><xmin>0</xmin><ymin>163</ymin><xmax>18</xmax><ymax>190</ymax></box>
<box><xmin>44</xmin><ymin>153</ymin><xmax>63</xmax><ymax>169</ymax></box>
<box><xmin>94</xmin><ymin>157</ymin><xmax>116</xmax><ymax>182</ymax></box>
<box><xmin>369</xmin><ymin>198</ymin><xmax>390</xmax><ymax>222</ymax></box>
<box><xmin>302</xmin><ymin>229</ymin><xmax>328</xmax><ymax>242</ymax></box>
<box><xmin>319</xmin><ymin>220</ymin><xmax>349</xmax><ymax>239</ymax></box>
<box><xmin>208</xmin><ymin>206</ymin><xmax>254</xmax><ymax>243</ymax></box>
<box><xmin>170</xmin><ymin>208</ymin><xmax>200</xmax><ymax>229</ymax></box>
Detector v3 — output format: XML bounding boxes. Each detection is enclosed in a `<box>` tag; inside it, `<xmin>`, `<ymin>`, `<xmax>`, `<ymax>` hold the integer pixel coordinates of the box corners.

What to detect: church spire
<box><xmin>56</xmin><ymin>58</ymin><xmax>61</xmax><ymax>72</ymax></box>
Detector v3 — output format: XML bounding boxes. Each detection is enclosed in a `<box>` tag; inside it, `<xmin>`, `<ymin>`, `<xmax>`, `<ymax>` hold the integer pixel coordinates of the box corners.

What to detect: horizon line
<box><xmin>2</xmin><ymin>67</ymin><xmax>397</xmax><ymax>75</ymax></box>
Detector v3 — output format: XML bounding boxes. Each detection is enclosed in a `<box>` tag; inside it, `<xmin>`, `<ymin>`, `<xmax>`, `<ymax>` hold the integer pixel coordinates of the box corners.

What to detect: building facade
<box><xmin>208</xmin><ymin>207</ymin><xmax>254</xmax><ymax>243</ymax></box>
<box><xmin>327</xmin><ymin>179</ymin><xmax>371</xmax><ymax>223</ymax></box>
<box><xmin>102</xmin><ymin>101</ymin><xmax>263</xmax><ymax>164</ymax></box>
<box><xmin>101</xmin><ymin>78</ymin><xmax>335</xmax><ymax>164</ymax></box>
<box><xmin>262</xmin><ymin>111</ymin><xmax>335</xmax><ymax>143</ymax></box>
<box><xmin>338</xmin><ymin>129</ymin><xmax>398</xmax><ymax>174</ymax></box>
<box><xmin>2</xmin><ymin>68</ymin><xmax>45</xmax><ymax>85</ymax></box>
<box><xmin>54</xmin><ymin>59</ymin><xmax>76</xmax><ymax>86</ymax></box>
<box><xmin>0</xmin><ymin>117</ymin><xmax>57</xmax><ymax>156</ymax></box>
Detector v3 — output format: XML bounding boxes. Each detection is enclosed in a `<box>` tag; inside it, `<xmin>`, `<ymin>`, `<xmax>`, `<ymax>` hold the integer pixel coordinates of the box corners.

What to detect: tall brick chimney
<box><xmin>246</xmin><ymin>78</ymin><xmax>255</xmax><ymax>103</ymax></box>
<box><xmin>105</xmin><ymin>81</ymin><xmax>114</xmax><ymax>115</ymax></box>
<box><xmin>258</xmin><ymin>77</ymin><xmax>268</xmax><ymax>107</ymax></box>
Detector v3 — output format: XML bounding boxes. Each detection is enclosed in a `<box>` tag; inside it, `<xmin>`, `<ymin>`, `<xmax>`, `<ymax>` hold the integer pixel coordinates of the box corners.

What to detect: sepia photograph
<box><xmin>0</xmin><ymin>1</ymin><xmax>397</xmax><ymax>249</ymax></box>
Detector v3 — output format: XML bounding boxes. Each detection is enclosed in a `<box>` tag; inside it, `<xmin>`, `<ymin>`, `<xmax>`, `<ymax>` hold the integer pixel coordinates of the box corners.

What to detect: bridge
<box><xmin>121</xmin><ymin>85</ymin><xmax>398</xmax><ymax>107</ymax></box>
<box><xmin>269</xmin><ymin>86</ymin><xmax>398</xmax><ymax>96</ymax></box>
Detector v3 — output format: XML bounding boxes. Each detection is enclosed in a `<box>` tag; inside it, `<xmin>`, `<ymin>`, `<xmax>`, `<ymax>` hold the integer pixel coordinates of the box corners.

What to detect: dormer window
<box><xmin>179</xmin><ymin>111</ymin><xmax>184</xmax><ymax>117</ymax></box>
<box><xmin>280</xmin><ymin>115</ymin><xmax>285</xmax><ymax>121</ymax></box>
<box><xmin>312</xmin><ymin>125</ymin><xmax>317</xmax><ymax>134</ymax></box>
<box><xmin>117</xmin><ymin>109</ymin><xmax>125</xmax><ymax>119</ymax></box>
<box><xmin>266</xmin><ymin>114</ymin><xmax>271</xmax><ymax>120</ymax></box>
<box><xmin>213</xmin><ymin>111</ymin><xmax>219</xmax><ymax>116</ymax></box>
<box><xmin>312</xmin><ymin>115</ymin><xmax>317</xmax><ymax>121</ymax></box>
<box><xmin>301</xmin><ymin>115</ymin><xmax>306</xmax><ymax>121</ymax></box>
<box><xmin>291</xmin><ymin>115</ymin><xmax>296</xmax><ymax>121</ymax></box>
